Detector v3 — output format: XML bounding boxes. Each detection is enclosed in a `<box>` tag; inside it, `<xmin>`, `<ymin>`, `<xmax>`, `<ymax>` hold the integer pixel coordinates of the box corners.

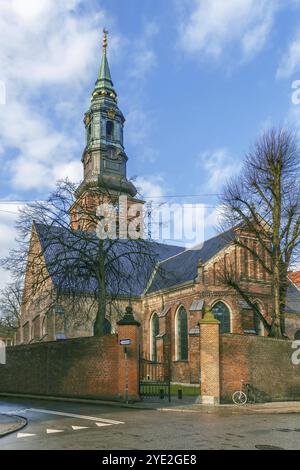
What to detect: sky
<box><xmin>1</xmin><ymin>0</ymin><xmax>300</xmax><ymax>289</ymax></box>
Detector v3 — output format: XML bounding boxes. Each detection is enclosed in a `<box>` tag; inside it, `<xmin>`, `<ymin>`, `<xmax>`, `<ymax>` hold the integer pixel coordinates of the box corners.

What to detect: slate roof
<box><xmin>288</xmin><ymin>272</ymin><xmax>300</xmax><ymax>290</ymax></box>
<box><xmin>286</xmin><ymin>281</ymin><xmax>300</xmax><ymax>314</ymax></box>
<box><xmin>34</xmin><ymin>223</ymin><xmax>185</xmax><ymax>297</ymax></box>
<box><xmin>35</xmin><ymin>223</ymin><xmax>236</xmax><ymax>296</ymax></box>
<box><xmin>32</xmin><ymin>223</ymin><xmax>300</xmax><ymax>310</ymax></box>
<box><xmin>146</xmin><ymin>230</ymin><xmax>235</xmax><ymax>293</ymax></box>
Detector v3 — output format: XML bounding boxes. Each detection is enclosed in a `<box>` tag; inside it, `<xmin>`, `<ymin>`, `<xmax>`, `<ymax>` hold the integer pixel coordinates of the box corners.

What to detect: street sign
<box><xmin>119</xmin><ymin>339</ymin><xmax>132</xmax><ymax>346</ymax></box>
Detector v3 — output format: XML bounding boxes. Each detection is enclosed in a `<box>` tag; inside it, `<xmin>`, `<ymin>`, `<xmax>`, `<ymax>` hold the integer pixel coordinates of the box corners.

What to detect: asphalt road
<box><xmin>0</xmin><ymin>397</ymin><xmax>300</xmax><ymax>450</ymax></box>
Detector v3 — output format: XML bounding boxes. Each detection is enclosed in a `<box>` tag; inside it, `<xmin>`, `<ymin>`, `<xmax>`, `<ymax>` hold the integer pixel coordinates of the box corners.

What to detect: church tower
<box><xmin>70</xmin><ymin>30</ymin><xmax>143</xmax><ymax>233</ymax></box>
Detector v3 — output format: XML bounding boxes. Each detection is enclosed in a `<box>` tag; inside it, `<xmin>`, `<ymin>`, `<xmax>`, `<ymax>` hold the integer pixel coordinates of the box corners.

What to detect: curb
<box><xmin>2</xmin><ymin>393</ymin><xmax>299</xmax><ymax>414</ymax></box>
<box><xmin>157</xmin><ymin>405</ymin><xmax>300</xmax><ymax>414</ymax></box>
<box><xmin>0</xmin><ymin>414</ymin><xmax>28</xmax><ymax>438</ymax></box>
<box><xmin>0</xmin><ymin>392</ymin><xmax>158</xmax><ymax>410</ymax></box>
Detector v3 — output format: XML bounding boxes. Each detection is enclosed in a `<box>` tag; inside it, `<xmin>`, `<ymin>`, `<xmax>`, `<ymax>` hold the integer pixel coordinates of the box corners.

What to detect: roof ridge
<box><xmin>155</xmin><ymin>229</ymin><xmax>233</xmax><ymax>266</ymax></box>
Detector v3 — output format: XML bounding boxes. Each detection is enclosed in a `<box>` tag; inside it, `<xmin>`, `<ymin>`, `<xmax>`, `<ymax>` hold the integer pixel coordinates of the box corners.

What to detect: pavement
<box><xmin>126</xmin><ymin>397</ymin><xmax>300</xmax><ymax>414</ymax></box>
<box><xmin>0</xmin><ymin>413</ymin><xmax>27</xmax><ymax>437</ymax></box>
<box><xmin>1</xmin><ymin>396</ymin><xmax>300</xmax><ymax>449</ymax></box>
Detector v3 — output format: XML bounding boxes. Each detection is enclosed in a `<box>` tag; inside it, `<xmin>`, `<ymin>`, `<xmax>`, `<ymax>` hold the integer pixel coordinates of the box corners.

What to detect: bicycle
<box><xmin>232</xmin><ymin>380</ymin><xmax>255</xmax><ymax>405</ymax></box>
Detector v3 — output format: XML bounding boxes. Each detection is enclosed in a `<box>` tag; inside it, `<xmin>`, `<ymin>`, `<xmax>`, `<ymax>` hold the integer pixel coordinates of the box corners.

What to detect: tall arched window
<box><xmin>150</xmin><ymin>313</ymin><xmax>159</xmax><ymax>361</ymax></box>
<box><xmin>175</xmin><ymin>306</ymin><xmax>188</xmax><ymax>361</ymax></box>
<box><xmin>253</xmin><ymin>304</ymin><xmax>264</xmax><ymax>336</ymax></box>
<box><xmin>212</xmin><ymin>301</ymin><xmax>231</xmax><ymax>333</ymax></box>
<box><xmin>106</xmin><ymin>121</ymin><xmax>114</xmax><ymax>139</ymax></box>
<box><xmin>31</xmin><ymin>324</ymin><xmax>35</xmax><ymax>342</ymax></box>
<box><xmin>87</xmin><ymin>124</ymin><xmax>92</xmax><ymax>143</ymax></box>
<box><xmin>42</xmin><ymin>317</ymin><xmax>47</xmax><ymax>338</ymax></box>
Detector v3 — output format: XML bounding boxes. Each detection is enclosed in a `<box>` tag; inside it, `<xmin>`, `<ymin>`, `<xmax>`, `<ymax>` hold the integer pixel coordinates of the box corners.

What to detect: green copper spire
<box><xmin>92</xmin><ymin>29</ymin><xmax>117</xmax><ymax>101</ymax></box>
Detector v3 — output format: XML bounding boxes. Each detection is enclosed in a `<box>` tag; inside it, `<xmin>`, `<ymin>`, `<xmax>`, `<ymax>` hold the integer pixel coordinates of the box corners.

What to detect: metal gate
<box><xmin>139</xmin><ymin>354</ymin><xmax>171</xmax><ymax>401</ymax></box>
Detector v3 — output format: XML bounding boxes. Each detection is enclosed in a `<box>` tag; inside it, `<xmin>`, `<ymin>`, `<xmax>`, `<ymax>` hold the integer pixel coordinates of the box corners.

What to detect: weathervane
<box><xmin>103</xmin><ymin>28</ymin><xmax>108</xmax><ymax>51</ymax></box>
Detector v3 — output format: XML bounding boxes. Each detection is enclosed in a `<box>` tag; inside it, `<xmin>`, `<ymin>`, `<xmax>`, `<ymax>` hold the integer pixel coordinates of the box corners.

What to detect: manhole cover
<box><xmin>255</xmin><ymin>445</ymin><xmax>285</xmax><ymax>450</ymax></box>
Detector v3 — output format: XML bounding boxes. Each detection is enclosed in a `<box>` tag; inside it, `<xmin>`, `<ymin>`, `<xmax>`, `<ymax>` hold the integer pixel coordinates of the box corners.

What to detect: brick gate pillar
<box><xmin>198</xmin><ymin>305</ymin><xmax>220</xmax><ymax>405</ymax></box>
<box><xmin>117</xmin><ymin>306</ymin><xmax>141</xmax><ymax>402</ymax></box>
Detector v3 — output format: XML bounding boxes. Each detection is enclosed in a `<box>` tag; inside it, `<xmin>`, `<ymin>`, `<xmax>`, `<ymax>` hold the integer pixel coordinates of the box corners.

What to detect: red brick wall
<box><xmin>199</xmin><ymin>322</ymin><xmax>220</xmax><ymax>403</ymax></box>
<box><xmin>118</xmin><ymin>324</ymin><xmax>140</xmax><ymax>401</ymax></box>
<box><xmin>0</xmin><ymin>335</ymin><xmax>123</xmax><ymax>401</ymax></box>
<box><xmin>220</xmin><ymin>334</ymin><xmax>300</xmax><ymax>403</ymax></box>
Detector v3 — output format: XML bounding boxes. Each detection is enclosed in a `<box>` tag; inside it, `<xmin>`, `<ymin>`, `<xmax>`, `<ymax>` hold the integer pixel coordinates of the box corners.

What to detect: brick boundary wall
<box><xmin>0</xmin><ymin>334</ymin><xmax>139</xmax><ymax>402</ymax></box>
<box><xmin>220</xmin><ymin>334</ymin><xmax>300</xmax><ymax>403</ymax></box>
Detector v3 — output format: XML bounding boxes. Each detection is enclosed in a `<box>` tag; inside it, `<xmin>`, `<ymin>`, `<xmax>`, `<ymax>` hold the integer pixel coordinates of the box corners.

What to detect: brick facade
<box><xmin>220</xmin><ymin>334</ymin><xmax>300</xmax><ymax>402</ymax></box>
<box><xmin>17</xmin><ymin>225</ymin><xmax>300</xmax><ymax>388</ymax></box>
<box><xmin>0</xmin><ymin>327</ymin><xmax>140</xmax><ymax>401</ymax></box>
<box><xmin>198</xmin><ymin>310</ymin><xmax>220</xmax><ymax>404</ymax></box>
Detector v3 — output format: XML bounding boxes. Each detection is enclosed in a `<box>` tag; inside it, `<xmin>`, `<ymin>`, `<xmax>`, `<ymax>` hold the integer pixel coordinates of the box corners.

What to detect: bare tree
<box><xmin>2</xmin><ymin>179</ymin><xmax>160</xmax><ymax>337</ymax></box>
<box><xmin>0</xmin><ymin>281</ymin><xmax>22</xmax><ymax>329</ymax></box>
<box><xmin>219</xmin><ymin>128</ymin><xmax>300</xmax><ymax>338</ymax></box>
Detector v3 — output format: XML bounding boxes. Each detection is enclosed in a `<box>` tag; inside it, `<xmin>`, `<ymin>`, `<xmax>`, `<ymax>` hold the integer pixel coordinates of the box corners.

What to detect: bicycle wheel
<box><xmin>232</xmin><ymin>390</ymin><xmax>247</xmax><ymax>405</ymax></box>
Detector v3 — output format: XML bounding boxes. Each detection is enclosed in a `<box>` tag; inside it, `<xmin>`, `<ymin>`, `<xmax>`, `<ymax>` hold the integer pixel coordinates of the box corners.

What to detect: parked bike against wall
<box><xmin>232</xmin><ymin>380</ymin><xmax>256</xmax><ymax>405</ymax></box>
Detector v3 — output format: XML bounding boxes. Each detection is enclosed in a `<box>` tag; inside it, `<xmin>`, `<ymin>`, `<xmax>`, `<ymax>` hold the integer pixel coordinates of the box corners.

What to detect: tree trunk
<box><xmin>270</xmin><ymin>165</ymin><xmax>284</xmax><ymax>339</ymax></box>
<box><xmin>279</xmin><ymin>268</ymin><xmax>288</xmax><ymax>338</ymax></box>
<box><xmin>93</xmin><ymin>298</ymin><xmax>106</xmax><ymax>336</ymax></box>
<box><xmin>93</xmin><ymin>241</ymin><xmax>106</xmax><ymax>337</ymax></box>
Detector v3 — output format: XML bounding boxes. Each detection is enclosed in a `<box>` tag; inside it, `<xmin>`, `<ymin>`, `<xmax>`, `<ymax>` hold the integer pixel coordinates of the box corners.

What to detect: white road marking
<box><xmin>72</xmin><ymin>425</ymin><xmax>89</xmax><ymax>430</ymax></box>
<box><xmin>17</xmin><ymin>432</ymin><xmax>36</xmax><ymax>438</ymax></box>
<box><xmin>5</xmin><ymin>409</ymin><xmax>28</xmax><ymax>415</ymax></box>
<box><xmin>26</xmin><ymin>408</ymin><xmax>124</xmax><ymax>425</ymax></box>
<box><xmin>46</xmin><ymin>429</ymin><xmax>64</xmax><ymax>434</ymax></box>
<box><xmin>95</xmin><ymin>422</ymin><xmax>113</xmax><ymax>427</ymax></box>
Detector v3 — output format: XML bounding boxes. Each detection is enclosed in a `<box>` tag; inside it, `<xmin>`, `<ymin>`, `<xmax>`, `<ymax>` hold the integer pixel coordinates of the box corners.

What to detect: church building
<box><xmin>17</xmin><ymin>32</ymin><xmax>300</xmax><ymax>386</ymax></box>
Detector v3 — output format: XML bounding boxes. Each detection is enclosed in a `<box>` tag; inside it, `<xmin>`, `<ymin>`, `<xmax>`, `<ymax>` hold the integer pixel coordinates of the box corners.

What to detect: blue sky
<box><xmin>1</xmin><ymin>0</ymin><xmax>300</xmax><ymax>287</ymax></box>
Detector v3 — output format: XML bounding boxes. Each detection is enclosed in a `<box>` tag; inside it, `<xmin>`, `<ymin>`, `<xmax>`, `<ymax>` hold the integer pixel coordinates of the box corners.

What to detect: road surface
<box><xmin>0</xmin><ymin>397</ymin><xmax>299</xmax><ymax>450</ymax></box>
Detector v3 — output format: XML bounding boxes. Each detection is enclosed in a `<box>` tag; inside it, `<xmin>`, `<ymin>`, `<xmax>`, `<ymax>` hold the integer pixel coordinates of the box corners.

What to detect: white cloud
<box><xmin>284</xmin><ymin>101</ymin><xmax>300</xmax><ymax>133</ymax></box>
<box><xmin>0</xmin><ymin>101</ymin><xmax>80</xmax><ymax>190</ymax></box>
<box><xmin>205</xmin><ymin>205</ymin><xmax>223</xmax><ymax>229</ymax></box>
<box><xmin>135</xmin><ymin>175</ymin><xmax>168</xmax><ymax>199</ymax></box>
<box><xmin>178</xmin><ymin>0</ymin><xmax>278</xmax><ymax>61</ymax></box>
<box><xmin>130</xmin><ymin>49</ymin><xmax>157</xmax><ymax>80</ymax></box>
<box><xmin>277</xmin><ymin>36</ymin><xmax>300</xmax><ymax>78</ymax></box>
<box><xmin>0</xmin><ymin>204</ymin><xmax>21</xmax><ymax>291</ymax></box>
<box><xmin>196</xmin><ymin>148</ymin><xmax>241</xmax><ymax>191</ymax></box>
<box><xmin>0</xmin><ymin>1</ymin><xmax>115</xmax><ymax>192</ymax></box>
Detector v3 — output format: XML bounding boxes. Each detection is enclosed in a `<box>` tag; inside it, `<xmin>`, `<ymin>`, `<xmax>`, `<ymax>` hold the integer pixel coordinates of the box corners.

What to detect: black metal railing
<box><xmin>139</xmin><ymin>353</ymin><xmax>171</xmax><ymax>402</ymax></box>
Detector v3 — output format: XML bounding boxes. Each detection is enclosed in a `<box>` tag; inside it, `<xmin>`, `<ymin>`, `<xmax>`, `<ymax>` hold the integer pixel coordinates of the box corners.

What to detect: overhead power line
<box><xmin>0</xmin><ymin>193</ymin><xmax>220</xmax><ymax>204</ymax></box>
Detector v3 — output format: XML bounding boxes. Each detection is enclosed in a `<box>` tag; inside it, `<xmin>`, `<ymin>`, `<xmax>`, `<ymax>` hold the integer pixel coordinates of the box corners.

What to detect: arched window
<box><xmin>295</xmin><ymin>330</ymin><xmax>300</xmax><ymax>340</ymax></box>
<box><xmin>31</xmin><ymin>324</ymin><xmax>35</xmax><ymax>341</ymax></box>
<box><xmin>150</xmin><ymin>313</ymin><xmax>159</xmax><ymax>361</ymax></box>
<box><xmin>212</xmin><ymin>301</ymin><xmax>231</xmax><ymax>333</ymax></box>
<box><xmin>175</xmin><ymin>306</ymin><xmax>188</xmax><ymax>361</ymax></box>
<box><xmin>87</xmin><ymin>124</ymin><xmax>92</xmax><ymax>143</ymax></box>
<box><xmin>253</xmin><ymin>304</ymin><xmax>264</xmax><ymax>336</ymax></box>
<box><xmin>104</xmin><ymin>318</ymin><xmax>112</xmax><ymax>336</ymax></box>
<box><xmin>106</xmin><ymin>121</ymin><xmax>114</xmax><ymax>139</ymax></box>
<box><xmin>42</xmin><ymin>317</ymin><xmax>47</xmax><ymax>338</ymax></box>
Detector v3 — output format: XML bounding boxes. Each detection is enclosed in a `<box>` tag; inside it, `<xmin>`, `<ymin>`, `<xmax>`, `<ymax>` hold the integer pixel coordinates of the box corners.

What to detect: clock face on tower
<box><xmin>107</xmin><ymin>148</ymin><xmax>118</xmax><ymax>160</ymax></box>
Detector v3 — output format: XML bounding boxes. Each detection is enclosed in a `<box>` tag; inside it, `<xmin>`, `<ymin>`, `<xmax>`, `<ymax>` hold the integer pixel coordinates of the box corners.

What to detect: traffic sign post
<box><xmin>119</xmin><ymin>339</ymin><xmax>132</xmax><ymax>403</ymax></box>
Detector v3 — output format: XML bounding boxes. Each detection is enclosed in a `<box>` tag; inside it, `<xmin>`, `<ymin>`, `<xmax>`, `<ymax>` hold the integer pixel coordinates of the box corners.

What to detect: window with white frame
<box><xmin>212</xmin><ymin>301</ymin><xmax>231</xmax><ymax>333</ymax></box>
<box><xmin>150</xmin><ymin>313</ymin><xmax>159</xmax><ymax>361</ymax></box>
<box><xmin>175</xmin><ymin>306</ymin><xmax>188</xmax><ymax>361</ymax></box>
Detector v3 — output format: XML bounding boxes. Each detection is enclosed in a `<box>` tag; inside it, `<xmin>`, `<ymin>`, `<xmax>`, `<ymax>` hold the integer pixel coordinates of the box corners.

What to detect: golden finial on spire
<box><xmin>103</xmin><ymin>28</ymin><xmax>108</xmax><ymax>51</ymax></box>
